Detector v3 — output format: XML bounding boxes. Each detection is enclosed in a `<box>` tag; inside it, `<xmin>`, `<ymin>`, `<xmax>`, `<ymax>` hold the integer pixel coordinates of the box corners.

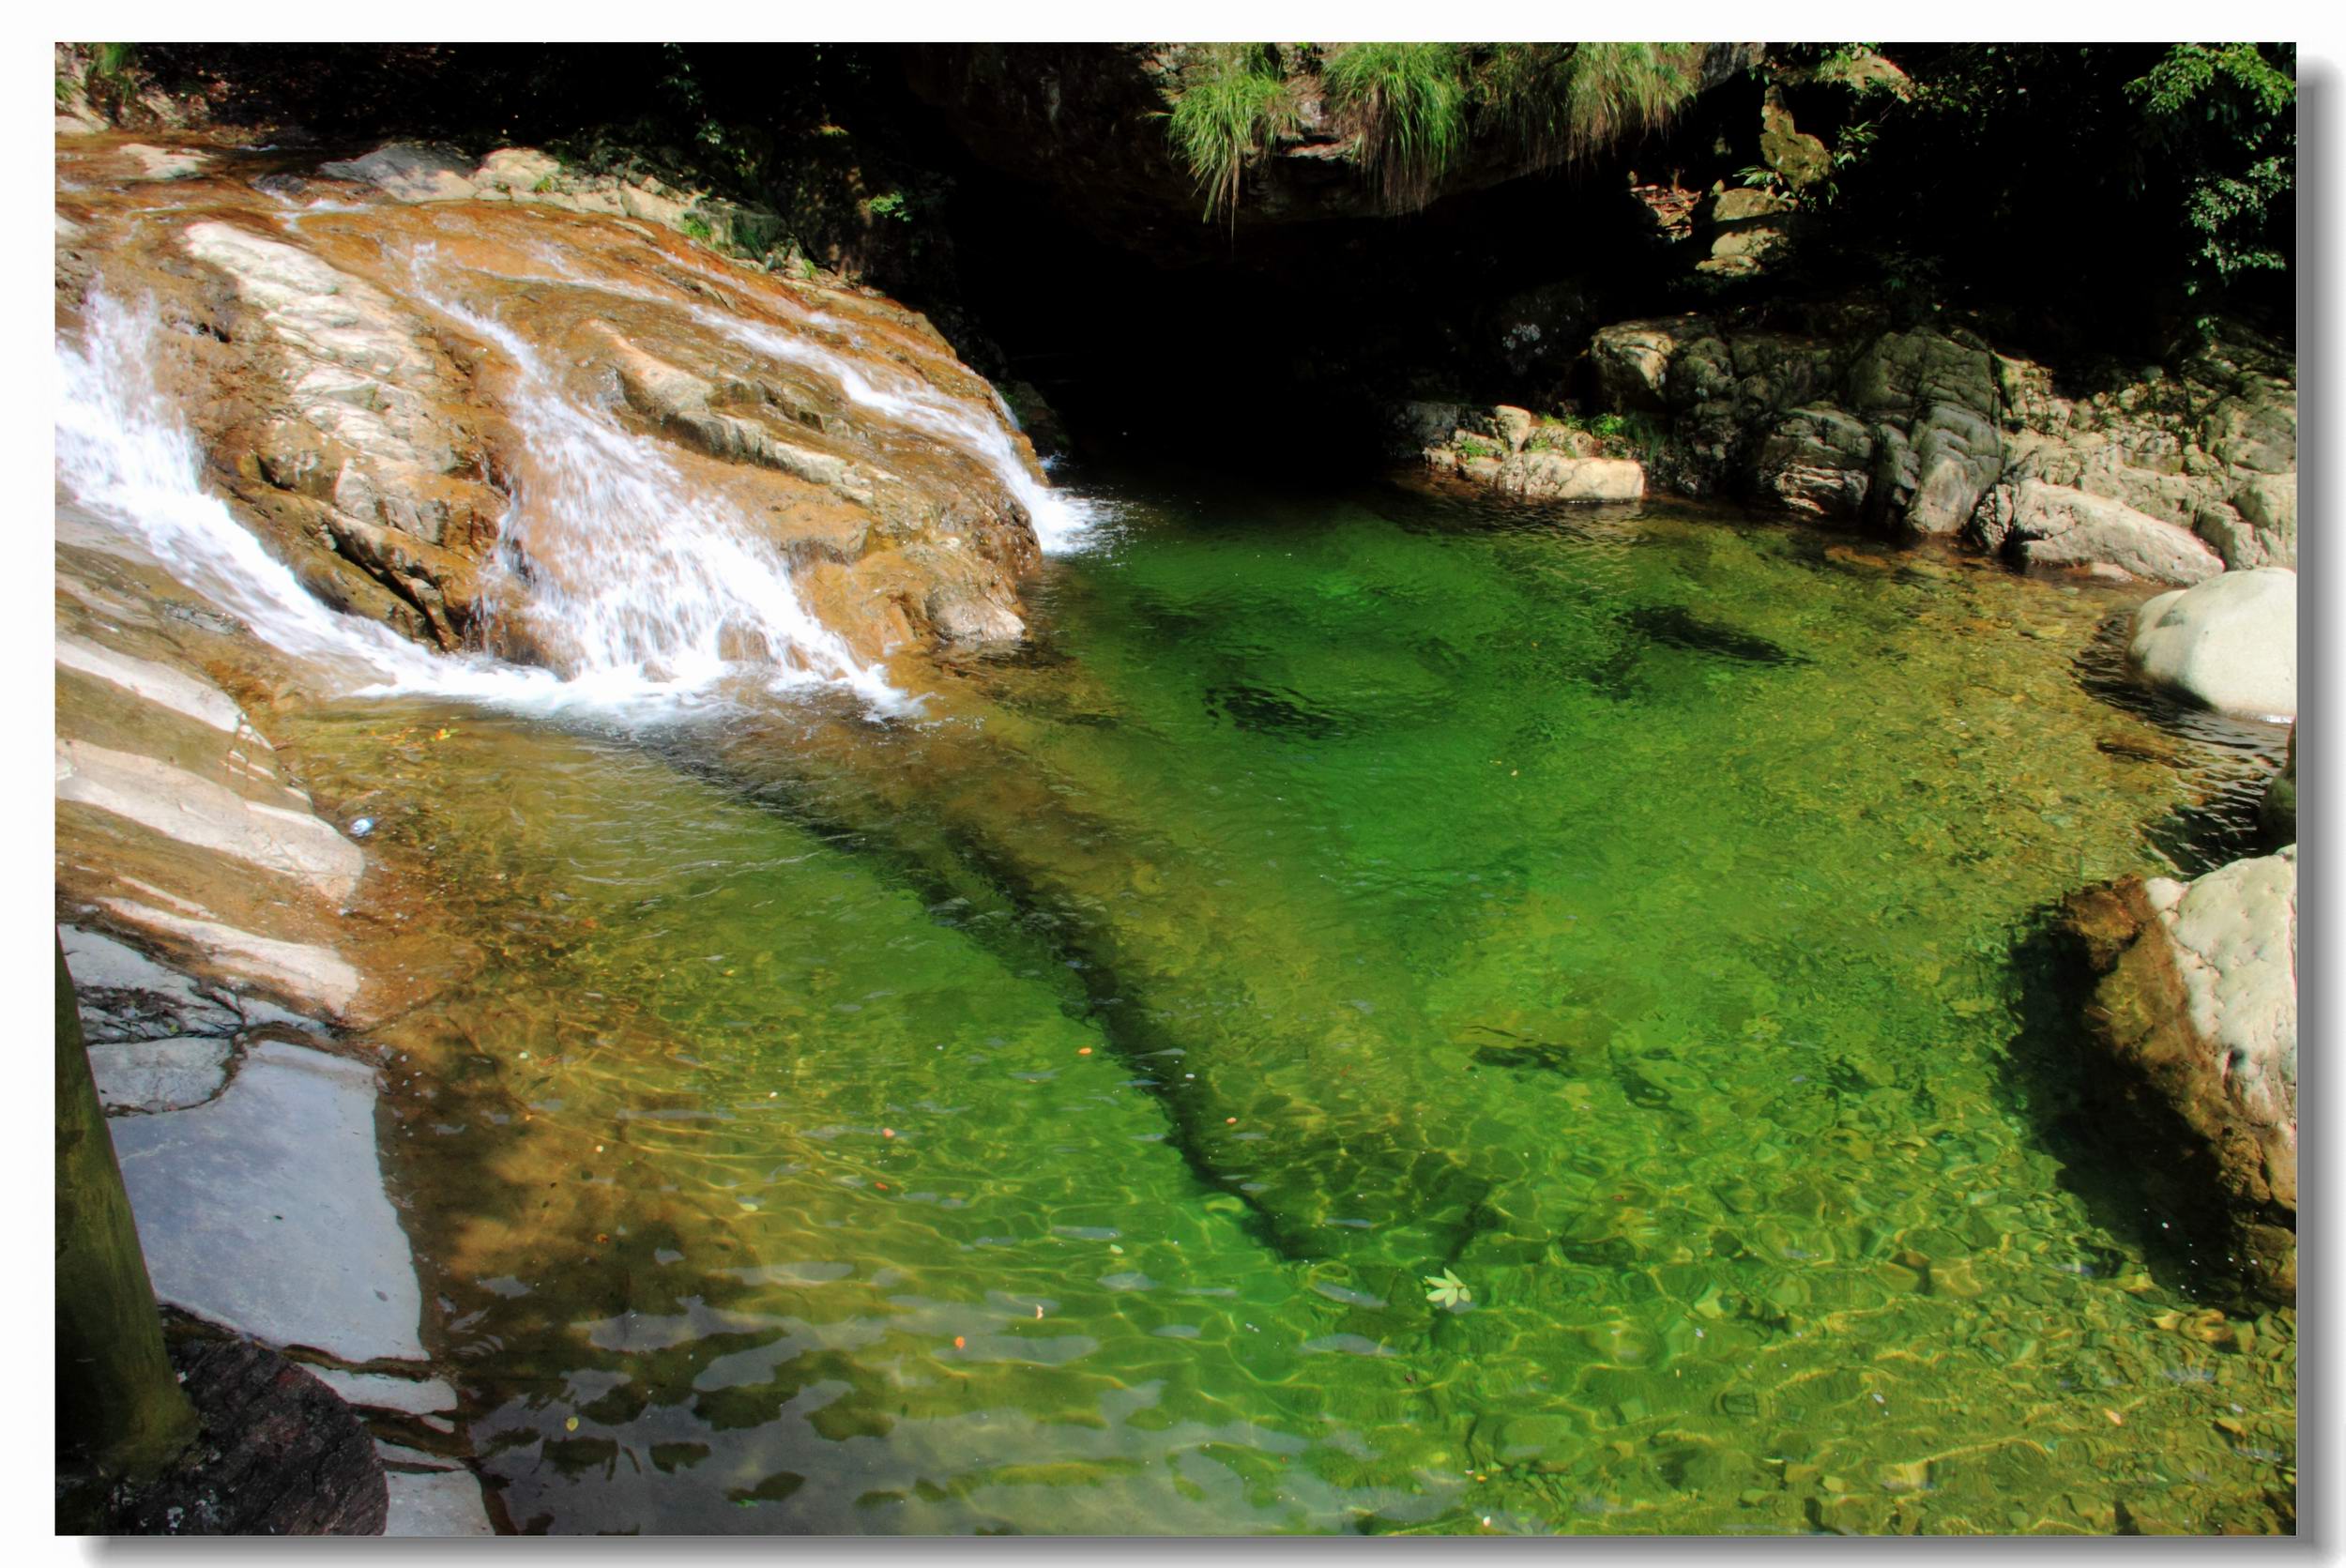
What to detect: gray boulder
<box><xmin>2004</xmin><ymin>480</ymin><xmax>2225</xmax><ymax>585</ymax></box>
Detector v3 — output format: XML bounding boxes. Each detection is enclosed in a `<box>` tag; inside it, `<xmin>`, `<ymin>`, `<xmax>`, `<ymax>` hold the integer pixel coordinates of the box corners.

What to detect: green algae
<box><xmin>289</xmin><ymin>480</ymin><xmax>2291</xmax><ymax>1534</ymax></box>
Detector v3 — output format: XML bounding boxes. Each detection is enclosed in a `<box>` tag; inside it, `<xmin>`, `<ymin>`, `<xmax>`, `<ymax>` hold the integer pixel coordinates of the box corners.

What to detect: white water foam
<box><xmin>413</xmin><ymin>236</ymin><xmax>1096</xmax><ymax>554</ymax></box>
<box><xmin>686</xmin><ymin>307</ymin><xmax>1100</xmax><ymax>555</ymax></box>
<box><xmin>56</xmin><ymin>291</ymin><xmax>906</xmax><ymax>720</ymax></box>
<box><xmin>411</xmin><ymin>281</ymin><xmax>906</xmax><ymax>714</ymax></box>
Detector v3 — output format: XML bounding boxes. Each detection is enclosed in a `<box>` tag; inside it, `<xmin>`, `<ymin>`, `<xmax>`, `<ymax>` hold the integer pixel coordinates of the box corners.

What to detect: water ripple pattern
<box><xmin>294</xmin><ymin>473</ymin><xmax>2291</xmax><ymax>1536</ymax></box>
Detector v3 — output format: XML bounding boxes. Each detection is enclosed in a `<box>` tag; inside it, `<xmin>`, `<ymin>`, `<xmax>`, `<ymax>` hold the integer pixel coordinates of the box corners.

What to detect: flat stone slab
<box><xmin>100</xmin><ymin>898</ymin><xmax>360</xmax><ymax>1017</ymax></box>
<box><xmin>312</xmin><ymin>1367</ymin><xmax>459</xmax><ymax>1420</ymax></box>
<box><xmin>55</xmin><ymin>633</ymin><xmax>244</xmax><ymax>732</ymax></box>
<box><xmin>57</xmin><ymin>738</ymin><xmax>365</xmax><ymax>903</ymax></box>
<box><xmin>384</xmin><ymin>1467</ymin><xmax>495</xmax><ymax>1537</ymax></box>
<box><xmin>89</xmin><ymin>1036</ymin><xmax>234</xmax><ymax>1113</ymax></box>
<box><xmin>109</xmin><ymin>1039</ymin><xmax>425</xmax><ymax>1363</ymax></box>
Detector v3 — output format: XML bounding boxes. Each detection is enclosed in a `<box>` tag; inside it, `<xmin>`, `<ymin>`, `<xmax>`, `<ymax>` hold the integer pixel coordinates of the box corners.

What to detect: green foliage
<box><xmin>1455</xmin><ymin>433</ymin><xmax>1506</xmax><ymax>462</ymax></box>
<box><xmin>66</xmin><ymin>42</ymin><xmax>144</xmax><ymax>117</ymax></box>
<box><xmin>866</xmin><ymin>190</ymin><xmax>912</xmax><ymax>223</ymax></box>
<box><xmin>90</xmin><ymin>42</ymin><xmax>140</xmax><ymax>81</ymax></box>
<box><xmin>2126</xmin><ymin>44</ymin><xmax>2295</xmax><ymax>295</ymax></box>
<box><xmin>1166</xmin><ymin>40</ymin><xmax>1702</xmax><ymax>223</ymax></box>
<box><xmin>1787</xmin><ymin>44</ymin><xmax>2295</xmax><ymax>335</ymax></box>
<box><xmin>1531</xmin><ymin>409</ymin><xmax>1666</xmax><ymax>461</ymax></box>
<box><xmin>1323</xmin><ymin>42</ymin><xmax>1469</xmax><ymax>208</ymax></box>
<box><xmin>1480</xmin><ymin>42</ymin><xmax>1703</xmax><ymax>166</ymax></box>
<box><xmin>677</xmin><ymin>211</ymin><xmax>714</xmax><ymax>243</ymax></box>
<box><xmin>1166</xmin><ymin>44</ymin><xmax>1302</xmax><ymax>225</ymax></box>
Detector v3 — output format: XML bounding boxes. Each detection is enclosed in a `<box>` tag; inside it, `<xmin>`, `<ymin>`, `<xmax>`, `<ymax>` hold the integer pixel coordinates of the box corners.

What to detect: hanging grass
<box><xmin>1322</xmin><ymin>41</ymin><xmax>1470</xmax><ymax>210</ymax></box>
<box><xmin>1165</xmin><ymin>40</ymin><xmax>1705</xmax><ymax>226</ymax></box>
<box><xmin>1166</xmin><ymin>44</ymin><xmax>1302</xmax><ymax>226</ymax></box>
<box><xmin>1480</xmin><ymin>42</ymin><xmax>1706</xmax><ymax>166</ymax></box>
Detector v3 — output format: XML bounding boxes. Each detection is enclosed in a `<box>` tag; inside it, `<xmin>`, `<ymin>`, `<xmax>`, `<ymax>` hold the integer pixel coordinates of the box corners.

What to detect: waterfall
<box><xmin>411</xmin><ymin>285</ymin><xmax>906</xmax><ymax>713</ymax></box>
<box><xmin>406</xmin><ymin>232</ymin><xmax>1099</xmax><ymax>553</ymax></box>
<box><xmin>687</xmin><ymin>307</ymin><xmax>1099</xmax><ymax>555</ymax></box>
<box><xmin>55</xmin><ymin>291</ymin><xmax>907</xmax><ymax>719</ymax></box>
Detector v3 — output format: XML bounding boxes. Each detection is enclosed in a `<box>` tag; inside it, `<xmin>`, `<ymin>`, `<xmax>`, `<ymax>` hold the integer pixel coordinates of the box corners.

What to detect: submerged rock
<box><xmin>2127</xmin><ymin>568</ymin><xmax>2296</xmax><ymax>721</ymax></box>
<box><xmin>2062</xmin><ymin>847</ymin><xmax>2297</xmax><ymax>1302</ymax></box>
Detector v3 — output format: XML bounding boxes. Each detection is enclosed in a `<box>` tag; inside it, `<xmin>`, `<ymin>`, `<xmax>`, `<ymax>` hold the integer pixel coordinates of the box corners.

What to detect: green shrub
<box><xmin>2125</xmin><ymin>43</ymin><xmax>2295</xmax><ymax>296</ymax></box>
<box><xmin>1166</xmin><ymin>44</ymin><xmax>1302</xmax><ymax>225</ymax></box>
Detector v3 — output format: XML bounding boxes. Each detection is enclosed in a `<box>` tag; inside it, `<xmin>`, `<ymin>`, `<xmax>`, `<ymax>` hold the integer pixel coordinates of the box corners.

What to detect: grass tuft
<box><xmin>1481</xmin><ymin>42</ymin><xmax>1705</xmax><ymax>166</ymax></box>
<box><xmin>1322</xmin><ymin>42</ymin><xmax>1468</xmax><ymax>210</ymax></box>
<box><xmin>1166</xmin><ymin>44</ymin><xmax>1302</xmax><ymax>227</ymax></box>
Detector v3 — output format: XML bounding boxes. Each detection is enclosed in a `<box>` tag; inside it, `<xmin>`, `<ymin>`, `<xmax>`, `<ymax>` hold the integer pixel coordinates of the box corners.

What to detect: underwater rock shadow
<box><xmin>1988</xmin><ymin>906</ymin><xmax>2253</xmax><ymax>1303</ymax></box>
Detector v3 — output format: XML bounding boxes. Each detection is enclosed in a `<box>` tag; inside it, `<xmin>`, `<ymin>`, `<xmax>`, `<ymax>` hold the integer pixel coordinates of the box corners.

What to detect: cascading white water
<box><xmin>58</xmin><ymin>292</ymin><xmax>557</xmax><ymax>705</ymax></box>
<box><xmin>56</xmin><ymin>290</ymin><xmax>907</xmax><ymax>719</ymax></box>
<box><xmin>410</xmin><ymin>282</ymin><xmax>905</xmax><ymax>713</ymax></box>
<box><xmin>686</xmin><ymin>307</ymin><xmax>1100</xmax><ymax>555</ymax></box>
<box><xmin>418</xmin><ymin>235</ymin><xmax>1099</xmax><ymax>553</ymax></box>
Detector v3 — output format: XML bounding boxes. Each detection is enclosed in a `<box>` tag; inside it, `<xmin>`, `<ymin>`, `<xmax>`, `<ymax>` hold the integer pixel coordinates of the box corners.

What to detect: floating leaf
<box><xmin>1424</xmin><ymin>1268</ymin><xmax>1472</xmax><ymax>1309</ymax></box>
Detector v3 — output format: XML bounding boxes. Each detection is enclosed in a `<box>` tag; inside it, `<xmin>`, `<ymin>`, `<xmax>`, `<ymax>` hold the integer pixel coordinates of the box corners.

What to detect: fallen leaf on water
<box><xmin>1424</xmin><ymin>1269</ymin><xmax>1472</xmax><ymax>1310</ymax></box>
<box><xmin>564</xmin><ymin>1416</ymin><xmax>579</xmax><ymax>1432</ymax></box>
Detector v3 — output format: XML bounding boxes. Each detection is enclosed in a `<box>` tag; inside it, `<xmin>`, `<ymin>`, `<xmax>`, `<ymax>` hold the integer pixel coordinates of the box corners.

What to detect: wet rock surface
<box><xmin>107</xmin><ymin>1038</ymin><xmax>428</xmax><ymax>1363</ymax></box>
<box><xmin>87</xmin><ymin>1037</ymin><xmax>236</xmax><ymax>1114</ymax></box>
<box><xmin>99</xmin><ymin>1332</ymin><xmax>388</xmax><ymax>1535</ymax></box>
<box><xmin>58</xmin><ymin>130</ymin><xmax>1049</xmax><ymax>672</ymax></box>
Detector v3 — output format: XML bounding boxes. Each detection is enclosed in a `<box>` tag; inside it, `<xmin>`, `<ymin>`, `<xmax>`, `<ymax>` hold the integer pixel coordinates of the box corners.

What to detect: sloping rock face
<box><xmin>56</xmin><ymin>133</ymin><xmax>1049</xmax><ymax>673</ymax></box>
<box><xmin>1592</xmin><ymin>309</ymin><xmax>2294</xmax><ymax>580</ymax></box>
<box><xmin>2062</xmin><ymin>847</ymin><xmax>2297</xmax><ymax>1302</ymax></box>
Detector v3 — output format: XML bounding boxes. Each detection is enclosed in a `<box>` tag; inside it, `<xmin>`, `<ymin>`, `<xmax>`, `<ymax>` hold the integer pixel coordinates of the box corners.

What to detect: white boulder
<box><xmin>2127</xmin><ymin>567</ymin><xmax>2296</xmax><ymax>720</ymax></box>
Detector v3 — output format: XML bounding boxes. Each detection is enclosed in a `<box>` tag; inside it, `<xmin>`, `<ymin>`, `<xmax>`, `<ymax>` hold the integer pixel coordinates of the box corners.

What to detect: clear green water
<box><xmin>293</xmin><ymin>479</ymin><xmax>2292</xmax><ymax>1534</ymax></box>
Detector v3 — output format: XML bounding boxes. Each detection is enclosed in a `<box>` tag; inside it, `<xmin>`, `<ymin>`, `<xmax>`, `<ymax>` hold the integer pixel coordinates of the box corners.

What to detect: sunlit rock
<box><xmin>2127</xmin><ymin>567</ymin><xmax>2296</xmax><ymax>720</ymax></box>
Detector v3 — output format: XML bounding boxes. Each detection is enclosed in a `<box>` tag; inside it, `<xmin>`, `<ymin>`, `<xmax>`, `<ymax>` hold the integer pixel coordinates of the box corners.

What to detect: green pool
<box><xmin>290</xmin><ymin>476</ymin><xmax>2293</xmax><ymax>1534</ymax></box>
